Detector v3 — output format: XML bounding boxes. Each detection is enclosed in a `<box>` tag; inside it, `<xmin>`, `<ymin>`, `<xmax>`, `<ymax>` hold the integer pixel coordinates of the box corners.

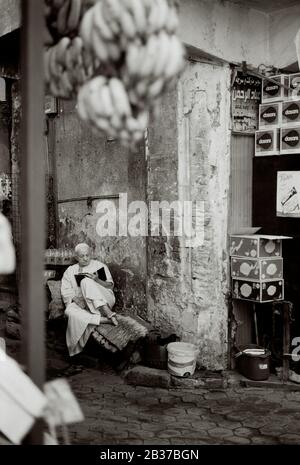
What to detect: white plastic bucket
<box><xmin>167</xmin><ymin>342</ymin><xmax>198</xmax><ymax>377</ymax></box>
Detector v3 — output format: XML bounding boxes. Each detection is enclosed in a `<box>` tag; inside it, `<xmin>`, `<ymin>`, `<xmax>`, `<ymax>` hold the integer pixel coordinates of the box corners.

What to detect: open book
<box><xmin>75</xmin><ymin>267</ymin><xmax>107</xmax><ymax>286</ymax></box>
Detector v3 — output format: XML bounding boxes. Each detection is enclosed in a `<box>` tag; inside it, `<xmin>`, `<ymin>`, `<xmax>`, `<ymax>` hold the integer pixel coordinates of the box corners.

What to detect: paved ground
<box><xmin>66</xmin><ymin>367</ymin><xmax>300</xmax><ymax>445</ymax></box>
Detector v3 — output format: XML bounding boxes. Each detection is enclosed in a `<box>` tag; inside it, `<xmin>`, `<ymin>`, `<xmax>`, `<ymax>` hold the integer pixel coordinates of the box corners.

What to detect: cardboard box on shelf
<box><xmin>282</xmin><ymin>100</ymin><xmax>300</xmax><ymax>126</ymax></box>
<box><xmin>231</xmin><ymin>257</ymin><xmax>283</xmax><ymax>281</ymax></box>
<box><xmin>262</xmin><ymin>75</ymin><xmax>289</xmax><ymax>103</ymax></box>
<box><xmin>229</xmin><ymin>234</ymin><xmax>291</xmax><ymax>258</ymax></box>
<box><xmin>232</xmin><ymin>278</ymin><xmax>284</xmax><ymax>302</ymax></box>
<box><xmin>280</xmin><ymin>126</ymin><xmax>300</xmax><ymax>154</ymax></box>
<box><xmin>288</xmin><ymin>73</ymin><xmax>300</xmax><ymax>100</ymax></box>
<box><xmin>259</xmin><ymin>102</ymin><xmax>281</xmax><ymax>129</ymax></box>
<box><xmin>255</xmin><ymin>129</ymin><xmax>279</xmax><ymax>156</ymax></box>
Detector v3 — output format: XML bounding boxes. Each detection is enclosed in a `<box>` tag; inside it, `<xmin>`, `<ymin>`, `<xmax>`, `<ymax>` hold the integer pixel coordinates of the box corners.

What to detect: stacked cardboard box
<box><xmin>229</xmin><ymin>234</ymin><xmax>286</xmax><ymax>302</ymax></box>
<box><xmin>255</xmin><ymin>73</ymin><xmax>300</xmax><ymax>156</ymax></box>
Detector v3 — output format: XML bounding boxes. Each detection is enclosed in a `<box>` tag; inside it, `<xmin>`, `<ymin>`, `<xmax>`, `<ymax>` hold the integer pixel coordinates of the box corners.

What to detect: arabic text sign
<box><xmin>232</xmin><ymin>72</ymin><xmax>261</xmax><ymax>133</ymax></box>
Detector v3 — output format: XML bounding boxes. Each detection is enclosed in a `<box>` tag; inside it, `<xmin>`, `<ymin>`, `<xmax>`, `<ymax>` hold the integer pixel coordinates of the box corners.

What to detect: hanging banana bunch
<box><xmin>44</xmin><ymin>36</ymin><xmax>97</xmax><ymax>98</ymax></box>
<box><xmin>44</xmin><ymin>0</ymin><xmax>185</xmax><ymax>147</ymax></box>
<box><xmin>45</xmin><ymin>0</ymin><xmax>89</xmax><ymax>43</ymax></box>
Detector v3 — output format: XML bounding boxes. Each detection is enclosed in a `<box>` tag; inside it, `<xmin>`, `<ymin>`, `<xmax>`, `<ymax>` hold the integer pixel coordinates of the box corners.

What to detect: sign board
<box><xmin>277</xmin><ymin>171</ymin><xmax>300</xmax><ymax>218</ymax></box>
<box><xmin>232</xmin><ymin>71</ymin><xmax>261</xmax><ymax>133</ymax></box>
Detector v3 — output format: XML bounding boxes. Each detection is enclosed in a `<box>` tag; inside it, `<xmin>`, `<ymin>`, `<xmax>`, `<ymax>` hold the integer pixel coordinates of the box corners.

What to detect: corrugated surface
<box><xmin>230</xmin><ymin>134</ymin><xmax>254</xmax><ymax>348</ymax></box>
<box><xmin>230</xmin><ymin>135</ymin><xmax>254</xmax><ymax>232</ymax></box>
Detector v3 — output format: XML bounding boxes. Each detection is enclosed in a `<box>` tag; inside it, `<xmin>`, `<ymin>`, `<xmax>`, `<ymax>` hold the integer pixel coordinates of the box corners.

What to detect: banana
<box><xmin>65</xmin><ymin>45</ymin><xmax>74</xmax><ymax>69</ymax></box>
<box><xmin>49</xmin><ymin>79</ymin><xmax>61</xmax><ymax>98</ymax></box>
<box><xmin>139</xmin><ymin>34</ymin><xmax>159</xmax><ymax>77</ymax></box>
<box><xmin>98</xmin><ymin>84</ymin><xmax>114</xmax><ymax>118</ymax></box>
<box><xmin>93</xmin><ymin>2</ymin><xmax>114</xmax><ymax>41</ymax></box>
<box><xmin>67</xmin><ymin>0</ymin><xmax>82</xmax><ymax>32</ymax></box>
<box><xmin>119</xmin><ymin>9</ymin><xmax>137</xmax><ymax>40</ymax></box>
<box><xmin>91</xmin><ymin>28</ymin><xmax>110</xmax><ymax>62</ymax></box>
<box><xmin>128</xmin><ymin>89</ymin><xmax>139</xmax><ymax>106</ymax></box>
<box><xmin>152</xmin><ymin>31</ymin><xmax>171</xmax><ymax>77</ymax></box>
<box><xmin>110</xmin><ymin>113</ymin><xmax>123</xmax><ymax>130</ymax></box>
<box><xmin>147</xmin><ymin>78</ymin><xmax>165</xmax><ymax>99</ymax></box>
<box><xmin>120</xmin><ymin>129</ymin><xmax>131</xmax><ymax>142</ymax></box>
<box><xmin>57</xmin><ymin>0</ymin><xmax>71</xmax><ymax>35</ymax></box>
<box><xmin>94</xmin><ymin>116</ymin><xmax>112</xmax><ymax>133</ymax></box>
<box><xmin>135</xmin><ymin>79</ymin><xmax>148</xmax><ymax>98</ymax></box>
<box><xmin>86</xmin><ymin>76</ymin><xmax>107</xmax><ymax>118</ymax></box>
<box><xmin>103</xmin><ymin>0</ymin><xmax>123</xmax><ymax>22</ymax></box>
<box><xmin>102</xmin><ymin>2</ymin><xmax>120</xmax><ymax>36</ymax></box>
<box><xmin>82</xmin><ymin>47</ymin><xmax>94</xmax><ymax>72</ymax></box>
<box><xmin>77</xmin><ymin>85</ymin><xmax>91</xmax><ymax>120</ymax></box>
<box><xmin>56</xmin><ymin>37</ymin><xmax>71</xmax><ymax>64</ymax></box>
<box><xmin>137</xmin><ymin>110</ymin><xmax>149</xmax><ymax>129</ymax></box>
<box><xmin>109</xmin><ymin>78</ymin><xmax>132</xmax><ymax>117</ymax></box>
<box><xmin>125</xmin><ymin>0</ymin><xmax>147</xmax><ymax>35</ymax></box>
<box><xmin>79</xmin><ymin>7</ymin><xmax>95</xmax><ymax>48</ymax></box>
<box><xmin>126</xmin><ymin>41</ymin><xmax>142</xmax><ymax>76</ymax></box>
<box><xmin>76</xmin><ymin>99</ymin><xmax>88</xmax><ymax>122</ymax></box>
<box><xmin>147</xmin><ymin>0</ymin><xmax>161</xmax><ymax>35</ymax></box>
<box><xmin>132</xmin><ymin>129</ymin><xmax>143</xmax><ymax>143</ymax></box>
<box><xmin>154</xmin><ymin>0</ymin><xmax>169</xmax><ymax>31</ymax></box>
<box><xmin>49</xmin><ymin>46</ymin><xmax>61</xmax><ymax>78</ymax></box>
<box><xmin>165</xmin><ymin>6</ymin><xmax>179</xmax><ymax>34</ymax></box>
<box><xmin>125</xmin><ymin>116</ymin><xmax>141</xmax><ymax>132</ymax></box>
<box><xmin>164</xmin><ymin>35</ymin><xmax>185</xmax><ymax>79</ymax></box>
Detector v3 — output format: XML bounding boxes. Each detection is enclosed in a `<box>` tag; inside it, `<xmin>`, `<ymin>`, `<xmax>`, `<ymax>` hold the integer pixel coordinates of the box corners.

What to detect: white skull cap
<box><xmin>74</xmin><ymin>243</ymin><xmax>90</xmax><ymax>255</ymax></box>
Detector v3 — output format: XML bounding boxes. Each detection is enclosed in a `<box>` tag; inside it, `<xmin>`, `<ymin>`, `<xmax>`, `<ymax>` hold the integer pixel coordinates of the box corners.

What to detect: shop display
<box><xmin>256</xmin><ymin>74</ymin><xmax>300</xmax><ymax>156</ymax></box>
<box><xmin>255</xmin><ymin>128</ymin><xmax>279</xmax><ymax>156</ymax></box>
<box><xmin>259</xmin><ymin>102</ymin><xmax>281</xmax><ymax>129</ymax></box>
<box><xmin>230</xmin><ymin>235</ymin><xmax>290</xmax><ymax>303</ymax></box>
<box><xmin>261</xmin><ymin>74</ymin><xmax>289</xmax><ymax>104</ymax></box>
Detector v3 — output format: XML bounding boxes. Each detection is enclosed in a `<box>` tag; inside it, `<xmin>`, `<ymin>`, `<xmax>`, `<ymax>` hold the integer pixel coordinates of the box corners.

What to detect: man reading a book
<box><xmin>61</xmin><ymin>243</ymin><xmax>118</xmax><ymax>356</ymax></box>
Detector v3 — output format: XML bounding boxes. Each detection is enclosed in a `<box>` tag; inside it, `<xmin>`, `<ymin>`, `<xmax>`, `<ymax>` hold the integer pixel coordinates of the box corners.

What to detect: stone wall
<box><xmin>147</xmin><ymin>60</ymin><xmax>231</xmax><ymax>370</ymax></box>
<box><xmin>54</xmin><ymin>99</ymin><xmax>147</xmax><ymax>317</ymax></box>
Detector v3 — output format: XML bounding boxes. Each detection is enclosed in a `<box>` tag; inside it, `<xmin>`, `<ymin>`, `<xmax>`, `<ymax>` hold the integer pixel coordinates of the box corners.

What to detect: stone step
<box><xmin>124</xmin><ymin>365</ymin><xmax>227</xmax><ymax>390</ymax></box>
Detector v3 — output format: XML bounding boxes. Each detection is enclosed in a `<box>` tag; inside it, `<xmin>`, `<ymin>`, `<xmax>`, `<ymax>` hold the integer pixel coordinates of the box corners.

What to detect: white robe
<box><xmin>61</xmin><ymin>259</ymin><xmax>115</xmax><ymax>356</ymax></box>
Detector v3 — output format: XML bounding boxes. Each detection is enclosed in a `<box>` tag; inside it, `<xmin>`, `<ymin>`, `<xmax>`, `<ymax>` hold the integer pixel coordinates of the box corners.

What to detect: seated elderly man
<box><xmin>61</xmin><ymin>243</ymin><xmax>118</xmax><ymax>356</ymax></box>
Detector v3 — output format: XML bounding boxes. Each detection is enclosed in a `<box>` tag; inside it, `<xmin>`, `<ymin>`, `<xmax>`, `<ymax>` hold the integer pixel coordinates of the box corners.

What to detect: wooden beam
<box><xmin>20</xmin><ymin>0</ymin><xmax>45</xmax><ymax>444</ymax></box>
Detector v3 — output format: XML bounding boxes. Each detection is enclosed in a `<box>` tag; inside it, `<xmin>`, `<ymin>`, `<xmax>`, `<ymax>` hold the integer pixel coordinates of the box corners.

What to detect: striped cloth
<box><xmin>92</xmin><ymin>314</ymin><xmax>149</xmax><ymax>352</ymax></box>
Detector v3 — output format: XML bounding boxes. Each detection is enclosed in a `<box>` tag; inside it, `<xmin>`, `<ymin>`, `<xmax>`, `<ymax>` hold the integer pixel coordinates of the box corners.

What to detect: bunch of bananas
<box><xmin>80</xmin><ymin>0</ymin><xmax>184</xmax><ymax>107</ymax></box>
<box><xmin>44</xmin><ymin>36</ymin><xmax>96</xmax><ymax>98</ymax></box>
<box><xmin>44</xmin><ymin>0</ymin><xmax>185</xmax><ymax>146</ymax></box>
<box><xmin>77</xmin><ymin>76</ymin><xmax>149</xmax><ymax>145</ymax></box>
<box><xmin>45</xmin><ymin>0</ymin><xmax>88</xmax><ymax>43</ymax></box>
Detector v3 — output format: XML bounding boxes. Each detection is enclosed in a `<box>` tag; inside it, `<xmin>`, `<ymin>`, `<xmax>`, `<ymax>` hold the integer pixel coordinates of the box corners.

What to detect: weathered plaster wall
<box><xmin>178</xmin><ymin>0</ymin><xmax>270</xmax><ymax>67</ymax></box>
<box><xmin>54</xmin><ymin>99</ymin><xmax>147</xmax><ymax>317</ymax></box>
<box><xmin>0</xmin><ymin>0</ymin><xmax>20</xmax><ymax>38</ymax></box>
<box><xmin>147</xmin><ymin>60</ymin><xmax>231</xmax><ymax>370</ymax></box>
<box><xmin>269</xmin><ymin>5</ymin><xmax>300</xmax><ymax>69</ymax></box>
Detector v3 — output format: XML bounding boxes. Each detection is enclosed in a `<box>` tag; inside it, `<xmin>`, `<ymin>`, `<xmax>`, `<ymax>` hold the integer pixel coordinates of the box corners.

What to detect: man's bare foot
<box><xmin>110</xmin><ymin>315</ymin><xmax>118</xmax><ymax>326</ymax></box>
